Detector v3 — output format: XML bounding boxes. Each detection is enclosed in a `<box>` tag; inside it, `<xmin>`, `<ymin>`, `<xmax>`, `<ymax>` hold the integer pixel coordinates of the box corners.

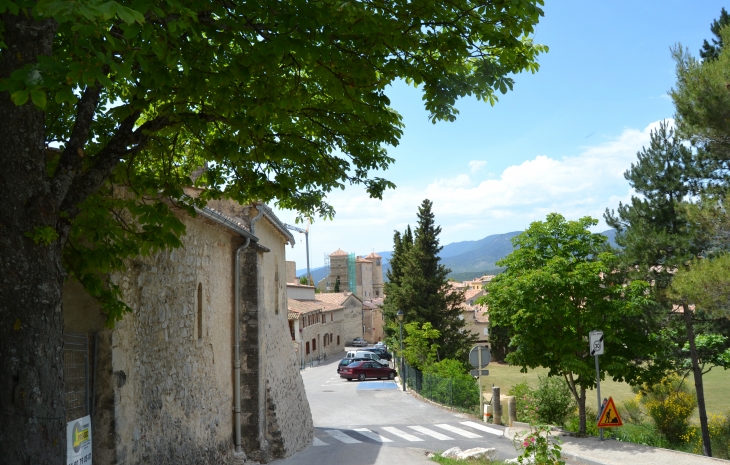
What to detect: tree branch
<box><xmin>51</xmin><ymin>81</ymin><xmax>103</xmax><ymax>206</ymax></box>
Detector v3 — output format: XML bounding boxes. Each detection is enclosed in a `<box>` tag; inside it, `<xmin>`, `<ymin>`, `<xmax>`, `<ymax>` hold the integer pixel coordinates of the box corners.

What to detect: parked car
<box><xmin>362</xmin><ymin>347</ymin><xmax>392</xmax><ymax>361</ymax></box>
<box><xmin>351</xmin><ymin>337</ymin><xmax>368</xmax><ymax>347</ymax></box>
<box><xmin>374</xmin><ymin>341</ymin><xmax>387</xmax><ymax>349</ymax></box>
<box><xmin>337</xmin><ymin>357</ymin><xmax>370</xmax><ymax>373</ymax></box>
<box><xmin>346</xmin><ymin>350</ymin><xmax>389</xmax><ymax>365</ymax></box>
<box><xmin>339</xmin><ymin>361</ymin><xmax>397</xmax><ymax>381</ymax></box>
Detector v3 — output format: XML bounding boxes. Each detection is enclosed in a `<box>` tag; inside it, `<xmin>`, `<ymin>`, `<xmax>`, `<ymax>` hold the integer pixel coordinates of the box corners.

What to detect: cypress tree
<box><xmin>384</xmin><ymin>200</ymin><xmax>476</xmax><ymax>364</ymax></box>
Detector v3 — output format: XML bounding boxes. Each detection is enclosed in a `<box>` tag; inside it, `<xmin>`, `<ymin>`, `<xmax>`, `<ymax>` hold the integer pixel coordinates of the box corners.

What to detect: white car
<box><xmin>346</xmin><ymin>350</ymin><xmax>389</xmax><ymax>366</ymax></box>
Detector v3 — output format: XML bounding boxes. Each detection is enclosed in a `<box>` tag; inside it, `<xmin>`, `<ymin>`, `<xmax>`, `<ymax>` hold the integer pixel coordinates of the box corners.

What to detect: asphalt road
<box><xmin>271</xmin><ymin>352</ymin><xmax>520</xmax><ymax>465</ymax></box>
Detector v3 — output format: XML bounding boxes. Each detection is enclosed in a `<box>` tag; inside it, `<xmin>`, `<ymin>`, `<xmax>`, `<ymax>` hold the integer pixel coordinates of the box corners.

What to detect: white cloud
<box><xmin>468</xmin><ymin>160</ymin><xmax>487</xmax><ymax>173</ymax></box>
<box><xmin>275</xmin><ymin>121</ymin><xmax>662</xmax><ymax>269</ymax></box>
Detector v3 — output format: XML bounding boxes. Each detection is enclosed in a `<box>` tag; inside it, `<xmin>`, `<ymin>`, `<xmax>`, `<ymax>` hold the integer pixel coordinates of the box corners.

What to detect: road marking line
<box><xmin>325</xmin><ymin>429</ymin><xmax>362</xmax><ymax>444</ymax></box>
<box><xmin>407</xmin><ymin>425</ymin><xmax>453</xmax><ymax>440</ymax></box>
<box><xmin>459</xmin><ymin>421</ymin><xmax>503</xmax><ymax>436</ymax></box>
<box><xmin>313</xmin><ymin>437</ymin><xmax>328</xmax><ymax>446</ymax></box>
<box><xmin>353</xmin><ymin>428</ymin><xmax>394</xmax><ymax>442</ymax></box>
<box><xmin>434</xmin><ymin>424</ymin><xmax>482</xmax><ymax>438</ymax></box>
<box><xmin>381</xmin><ymin>427</ymin><xmax>424</xmax><ymax>442</ymax></box>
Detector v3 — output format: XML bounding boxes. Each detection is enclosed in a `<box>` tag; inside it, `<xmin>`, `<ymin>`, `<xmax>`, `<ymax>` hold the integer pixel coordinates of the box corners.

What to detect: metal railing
<box><xmin>400</xmin><ymin>361</ymin><xmax>480</xmax><ymax>416</ymax></box>
<box><xmin>63</xmin><ymin>332</ymin><xmax>89</xmax><ymax>422</ymax></box>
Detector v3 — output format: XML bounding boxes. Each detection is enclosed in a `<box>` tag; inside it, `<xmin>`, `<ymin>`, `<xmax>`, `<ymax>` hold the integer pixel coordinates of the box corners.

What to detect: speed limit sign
<box><xmin>589</xmin><ymin>330</ymin><xmax>604</xmax><ymax>356</ymax></box>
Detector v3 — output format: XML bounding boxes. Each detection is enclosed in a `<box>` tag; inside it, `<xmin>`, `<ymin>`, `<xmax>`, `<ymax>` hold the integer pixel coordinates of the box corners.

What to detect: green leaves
<box><xmin>24</xmin><ymin>226</ymin><xmax>59</xmax><ymax>245</ymax></box>
<box><xmin>485</xmin><ymin>213</ymin><xmax>667</xmax><ymax>410</ymax></box>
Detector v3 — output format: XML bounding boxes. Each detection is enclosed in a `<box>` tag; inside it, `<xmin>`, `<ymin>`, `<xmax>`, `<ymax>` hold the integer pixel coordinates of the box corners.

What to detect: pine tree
<box><xmin>605</xmin><ymin>121</ymin><xmax>715</xmax><ymax>456</ymax></box>
<box><xmin>700</xmin><ymin>8</ymin><xmax>730</xmax><ymax>62</ymax></box>
<box><xmin>384</xmin><ymin>200</ymin><xmax>476</xmax><ymax>364</ymax></box>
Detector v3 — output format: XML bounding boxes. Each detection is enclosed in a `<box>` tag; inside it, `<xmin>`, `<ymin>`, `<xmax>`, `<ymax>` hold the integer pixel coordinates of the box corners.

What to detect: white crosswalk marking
<box><xmin>434</xmin><ymin>424</ymin><xmax>482</xmax><ymax>438</ymax></box>
<box><xmin>325</xmin><ymin>429</ymin><xmax>362</xmax><ymax>443</ymax></box>
<box><xmin>407</xmin><ymin>425</ymin><xmax>453</xmax><ymax>440</ymax></box>
<box><xmin>353</xmin><ymin>428</ymin><xmax>394</xmax><ymax>442</ymax></box>
<box><xmin>459</xmin><ymin>421</ymin><xmax>503</xmax><ymax>436</ymax></box>
<box><xmin>313</xmin><ymin>437</ymin><xmax>328</xmax><ymax>446</ymax></box>
<box><xmin>381</xmin><ymin>426</ymin><xmax>424</xmax><ymax>442</ymax></box>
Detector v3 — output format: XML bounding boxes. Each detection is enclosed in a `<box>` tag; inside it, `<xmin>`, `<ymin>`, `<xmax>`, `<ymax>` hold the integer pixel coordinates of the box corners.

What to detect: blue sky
<box><xmin>278</xmin><ymin>1</ymin><xmax>727</xmax><ymax>271</ymax></box>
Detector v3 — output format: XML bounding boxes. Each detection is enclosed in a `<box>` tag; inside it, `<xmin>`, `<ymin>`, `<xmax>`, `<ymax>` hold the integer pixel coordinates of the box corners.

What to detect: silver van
<box><xmin>346</xmin><ymin>350</ymin><xmax>389</xmax><ymax>365</ymax></box>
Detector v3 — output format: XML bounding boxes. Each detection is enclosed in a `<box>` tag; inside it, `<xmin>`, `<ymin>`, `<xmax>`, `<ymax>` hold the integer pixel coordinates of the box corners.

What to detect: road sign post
<box><xmin>469</xmin><ymin>345</ymin><xmax>491</xmax><ymax>422</ymax></box>
<box><xmin>589</xmin><ymin>330</ymin><xmax>605</xmax><ymax>440</ymax></box>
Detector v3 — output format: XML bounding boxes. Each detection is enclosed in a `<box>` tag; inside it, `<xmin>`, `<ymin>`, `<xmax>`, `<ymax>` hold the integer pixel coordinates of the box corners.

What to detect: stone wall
<box><xmin>62</xmin><ymin>201</ymin><xmax>313</xmax><ymax>464</ymax></box>
<box><xmin>341</xmin><ymin>295</ymin><xmax>364</xmax><ymax>343</ymax></box>
<box><xmin>105</xmin><ymin>214</ymin><xmax>239</xmax><ymax>464</ymax></box>
<box><xmin>254</xmin><ymin>216</ymin><xmax>314</xmax><ymax>459</ymax></box>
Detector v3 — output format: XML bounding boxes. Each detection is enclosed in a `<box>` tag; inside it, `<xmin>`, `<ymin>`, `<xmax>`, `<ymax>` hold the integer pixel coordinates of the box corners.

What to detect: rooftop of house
<box><xmin>287</xmin><ymin>298</ymin><xmax>343</xmax><ymax>317</ymax></box>
<box><xmin>474</xmin><ymin>309</ymin><xmax>489</xmax><ymax>323</ymax></box>
<box><xmin>365</xmin><ymin>252</ymin><xmax>382</xmax><ymax>259</ymax></box>
<box><xmin>356</xmin><ymin>257</ymin><xmax>372</xmax><ymax>263</ymax></box>
<box><xmin>330</xmin><ymin>248</ymin><xmax>349</xmax><ymax>257</ymax></box>
<box><xmin>314</xmin><ymin>292</ymin><xmax>360</xmax><ymax>306</ymax></box>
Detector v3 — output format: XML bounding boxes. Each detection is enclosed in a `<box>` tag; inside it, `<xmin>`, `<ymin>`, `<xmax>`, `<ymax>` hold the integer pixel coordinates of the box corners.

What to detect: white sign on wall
<box><xmin>67</xmin><ymin>415</ymin><xmax>92</xmax><ymax>465</ymax></box>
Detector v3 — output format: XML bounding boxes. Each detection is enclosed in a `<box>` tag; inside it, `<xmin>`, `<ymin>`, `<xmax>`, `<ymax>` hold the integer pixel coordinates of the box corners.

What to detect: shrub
<box><xmin>512</xmin><ymin>424</ymin><xmax>565</xmax><ymax>465</ymax></box>
<box><xmin>509</xmin><ymin>382</ymin><xmax>539</xmax><ymax>424</ymax></box>
<box><xmin>565</xmin><ymin>405</ymin><xmax>600</xmax><ymax>437</ymax></box>
<box><xmin>620</xmin><ymin>395</ymin><xmax>645</xmax><ymax>426</ymax></box>
<box><xmin>689</xmin><ymin>412</ymin><xmax>730</xmax><ymax>459</ymax></box>
<box><xmin>639</xmin><ymin>375</ymin><xmax>697</xmax><ymax>444</ymax></box>
<box><xmin>532</xmin><ymin>376</ymin><xmax>576</xmax><ymax>427</ymax></box>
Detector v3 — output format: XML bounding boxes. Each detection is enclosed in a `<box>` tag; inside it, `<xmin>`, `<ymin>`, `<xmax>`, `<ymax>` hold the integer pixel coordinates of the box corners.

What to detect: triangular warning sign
<box><xmin>597</xmin><ymin>396</ymin><xmax>623</xmax><ymax>427</ymax></box>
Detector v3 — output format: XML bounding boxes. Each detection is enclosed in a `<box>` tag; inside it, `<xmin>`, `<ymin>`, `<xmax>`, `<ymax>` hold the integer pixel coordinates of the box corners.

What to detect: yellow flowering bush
<box><xmin>638</xmin><ymin>375</ymin><xmax>697</xmax><ymax>444</ymax></box>
<box><xmin>690</xmin><ymin>412</ymin><xmax>730</xmax><ymax>459</ymax></box>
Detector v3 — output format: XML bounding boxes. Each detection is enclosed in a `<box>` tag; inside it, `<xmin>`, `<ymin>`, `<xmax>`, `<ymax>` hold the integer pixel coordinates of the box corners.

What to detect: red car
<box><xmin>339</xmin><ymin>361</ymin><xmax>397</xmax><ymax>381</ymax></box>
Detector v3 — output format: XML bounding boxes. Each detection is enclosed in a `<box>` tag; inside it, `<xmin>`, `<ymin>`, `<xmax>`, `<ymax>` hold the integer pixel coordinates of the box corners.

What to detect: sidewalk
<box><xmin>505</xmin><ymin>427</ymin><xmax>730</xmax><ymax>465</ymax></box>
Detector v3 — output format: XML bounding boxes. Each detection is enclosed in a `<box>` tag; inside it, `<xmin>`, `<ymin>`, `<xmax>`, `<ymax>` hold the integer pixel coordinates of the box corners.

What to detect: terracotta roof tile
<box><xmin>314</xmin><ymin>292</ymin><xmax>354</xmax><ymax>306</ymax></box>
<box><xmin>474</xmin><ymin>308</ymin><xmax>489</xmax><ymax>323</ymax></box>
<box><xmin>287</xmin><ymin>298</ymin><xmax>343</xmax><ymax>314</ymax></box>
<box><xmin>365</xmin><ymin>252</ymin><xmax>382</xmax><ymax>259</ymax></box>
<box><xmin>330</xmin><ymin>248</ymin><xmax>349</xmax><ymax>256</ymax></box>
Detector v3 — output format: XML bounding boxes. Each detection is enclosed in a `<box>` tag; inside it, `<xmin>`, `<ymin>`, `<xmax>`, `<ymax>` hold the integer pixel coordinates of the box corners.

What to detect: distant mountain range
<box><xmin>297</xmin><ymin>230</ymin><xmax>618</xmax><ymax>284</ymax></box>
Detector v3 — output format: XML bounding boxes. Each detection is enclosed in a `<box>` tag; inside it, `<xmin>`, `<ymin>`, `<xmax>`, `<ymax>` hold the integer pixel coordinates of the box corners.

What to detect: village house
<box><xmin>62</xmin><ymin>195</ymin><xmax>313</xmax><ymax>464</ymax></box>
<box><xmin>363</xmin><ymin>297</ymin><xmax>385</xmax><ymax>344</ymax></box>
<box><xmin>459</xmin><ymin>288</ymin><xmax>490</xmax><ymax>343</ymax></box>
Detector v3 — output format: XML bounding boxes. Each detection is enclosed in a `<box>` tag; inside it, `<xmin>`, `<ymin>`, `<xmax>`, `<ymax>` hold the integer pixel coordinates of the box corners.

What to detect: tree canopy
<box><xmin>482</xmin><ymin>213</ymin><xmax>667</xmax><ymax>434</ymax></box>
<box><xmin>0</xmin><ymin>1</ymin><xmax>547</xmax><ymax>462</ymax></box>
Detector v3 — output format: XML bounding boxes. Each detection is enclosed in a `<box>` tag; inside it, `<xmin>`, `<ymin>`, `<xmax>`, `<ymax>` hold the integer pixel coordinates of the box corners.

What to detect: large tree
<box><xmin>604</xmin><ymin>122</ymin><xmax>718</xmax><ymax>455</ymax></box>
<box><xmin>484</xmin><ymin>213</ymin><xmax>667</xmax><ymax>435</ymax></box>
<box><xmin>384</xmin><ymin>200</ymin><xmax>476</xmax><ymax>364</ymax></box>
<box><xmin>0</xmin><ymin>1</ymin><xmax>547</xmax><ymax>461</ymax></box>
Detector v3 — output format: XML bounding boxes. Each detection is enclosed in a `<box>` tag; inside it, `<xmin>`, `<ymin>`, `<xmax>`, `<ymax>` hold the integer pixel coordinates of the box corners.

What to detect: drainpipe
<box><xmin>250</xmin><ymin>204</ymin><xmax>264</xmax><ymax>235</ymax></box>
<box><xmin>234</xmin><ymin>236</ymin><xmax>251</xmax><ymax>454</ymax></box>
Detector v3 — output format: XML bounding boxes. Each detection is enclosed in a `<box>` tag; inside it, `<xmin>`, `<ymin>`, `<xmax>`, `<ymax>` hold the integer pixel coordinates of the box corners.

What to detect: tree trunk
<box><xmin>578</xmin><ymin>386</ymin><xmax>587</xmax><ymax>435</ymax></box>
<box><xmin>0</xmin><ymin>11</ymin><xmax>66</xmax><ymax>464</ymax></box>
<box><xmin>683</xmin><ymin>305</ymin><xmax>712</xmax><ymax>457</ymax></box>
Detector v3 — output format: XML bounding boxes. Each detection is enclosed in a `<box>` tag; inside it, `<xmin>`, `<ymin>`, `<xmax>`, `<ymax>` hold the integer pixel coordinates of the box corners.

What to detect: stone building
<box><xmin>287</xmin><ymin>292</ymin><xmax>345</xmax><ymax>366</ymax></box>
<box><xmin>314</xmin><ymin>292</ymin><xmax>364</xmax><ymax>345</ymax></box>
<box><xmin>62</xmin><ymin>196</ymin><xmax>313</xmax><ymax>464</ymax></box>
<box><xmin>460</xmin><ymin>289</ymin><xmax>489</xmax><ymax>343</ymax></box>
<box><xmin>365</xmin><ymin>252</ymin><xmax>384</xmax><ymax>298</ymax></box>
<box><xmin>317</xmin><ymin>249</ymin><xmax>384</xmax><ymax>300</ymax></box>
<box><xmin>363</xmin><ymin>297</ymin><xmax>385</xmax><ymax>344</ymax></box>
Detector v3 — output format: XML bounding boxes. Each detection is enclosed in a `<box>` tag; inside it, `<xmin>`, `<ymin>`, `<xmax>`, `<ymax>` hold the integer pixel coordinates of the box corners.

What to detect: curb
<box><xmin>561</xmin><ymin>451</ymin><xmax>611</xmax><ymax>465</ymax></box>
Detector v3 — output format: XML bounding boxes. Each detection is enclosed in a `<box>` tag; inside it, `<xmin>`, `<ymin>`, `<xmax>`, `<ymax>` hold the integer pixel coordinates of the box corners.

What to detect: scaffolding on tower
<box><xmin>324</xmin><ymin>254</ymin><xmax>331</xmax><ymax>290</ymax></box>
<box><xmin>348</xmin><ymin>253</ymin><xmax>356</xmax><ymax>294</ymax></box>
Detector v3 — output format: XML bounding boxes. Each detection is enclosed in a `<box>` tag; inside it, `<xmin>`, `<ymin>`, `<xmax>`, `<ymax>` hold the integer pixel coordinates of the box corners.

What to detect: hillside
<box><xmin>297</xmin><ymin>229</ymin><xmax>617</xmax><ymax>284</ymax></box>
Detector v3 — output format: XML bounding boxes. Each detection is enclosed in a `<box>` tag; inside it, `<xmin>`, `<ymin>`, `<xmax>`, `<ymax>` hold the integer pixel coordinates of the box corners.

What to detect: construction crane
<box><xmin>285</xmin><ymin>222</ymin><xmax>312</xmax><ymax>286</ymax></box>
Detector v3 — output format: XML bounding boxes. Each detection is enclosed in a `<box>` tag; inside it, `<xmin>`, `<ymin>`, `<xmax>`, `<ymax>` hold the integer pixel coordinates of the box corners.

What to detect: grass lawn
<box><xmin>481</xmin><ymin>362</ymin><xmax>730</xmax><ymax>421</ymax></box>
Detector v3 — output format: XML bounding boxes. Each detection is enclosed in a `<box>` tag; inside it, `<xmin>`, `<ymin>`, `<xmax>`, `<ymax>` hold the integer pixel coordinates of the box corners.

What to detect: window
<box><xmin>306</xmin><ymin>341</ymin><xmax>310</xmax><ymax>355</ymax></box>
<box><xmin>197</xmin><ymin>283</ymin><xmax>203</xmax><ymax>340</ymax></box>
<box><xmin>330</xmin><ymin>313</ymin><xmax>333</xmax><ymax>322</ymax></box>
<box><xmin>337</xmin><ymin>335</ymin><xmax>340</xmax><ymax>345</ymax></box>
<box><xmin>312</xmin><ymin>338</ymin><xmax>316</xmax><ymax>351</ymax></box>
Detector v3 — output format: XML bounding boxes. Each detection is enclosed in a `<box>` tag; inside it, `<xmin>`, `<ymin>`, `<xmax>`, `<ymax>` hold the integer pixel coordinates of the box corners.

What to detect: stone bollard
<box><xmin>492</xmin><ymin>386</ymin><xmax>501</xmax><ymax>425</ymax></box>
<box><xmin>507</xmin><ymin>396</ymin><xmax>517</xmax><ymax>427</ymax></box>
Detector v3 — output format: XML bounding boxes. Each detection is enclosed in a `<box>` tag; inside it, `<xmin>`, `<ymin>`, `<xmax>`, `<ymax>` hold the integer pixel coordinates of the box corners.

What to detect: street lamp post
<box><xmin>397</xmin><ymin>310</ymin><xmax>405</xmax><ymax>392</ymax></box>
